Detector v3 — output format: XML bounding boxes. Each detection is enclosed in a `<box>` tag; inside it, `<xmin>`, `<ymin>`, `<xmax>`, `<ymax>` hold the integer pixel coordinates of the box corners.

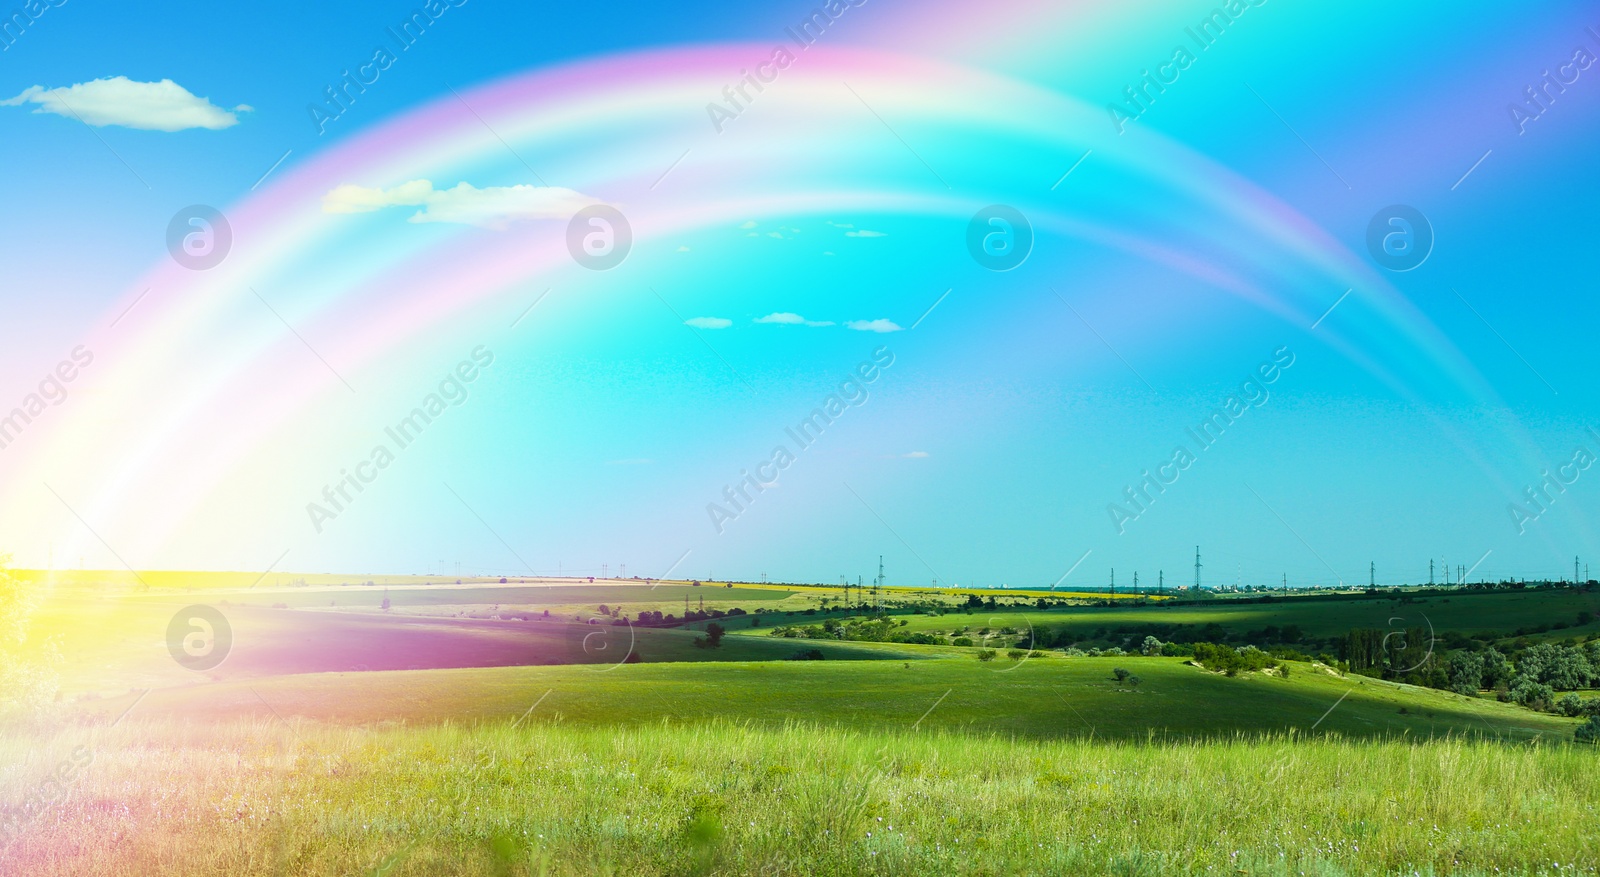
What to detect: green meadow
<box><xmin>5</xmin><ymin>576</ymin><xmax>1599</xmax><ymax>875</ymax></box>
<box><xmin>3</xmin><ymin>718</ymin><xmax>1595</xmax><ymax>876</ymax></box>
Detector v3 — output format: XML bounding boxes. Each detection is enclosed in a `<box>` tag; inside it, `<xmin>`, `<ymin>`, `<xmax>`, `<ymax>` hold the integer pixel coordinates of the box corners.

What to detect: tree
<box><xmin>704</xmin><ymin>623</ymin><xmax>726</xmax><ymax>648</ymax></box>
<box><xmin>1576</xmin><ymin>715</ymin><xmax>1600</xmax><ymax>745</ymax></box>
<box><xmin>1509</xmin><ymin>676</ymin><xmax>1554</xmax><ymax>712</ymax></box>
<box><xmin>976</xmin><ymin>649</ymin><xmax>997</xmax><ymax>661</ymax></box>
<box><xmin>1140</xmin><ymin>636</ymin><xmax>1162</xmax><ymax>656</ymax></box>
<box><xmin>1480</xmin><ymin>647</ymin><xmax>1512</xmax><ymax>689</ymax></box>
<box><xmin>1517</xmin><ymin>643</ymin><xmax>1594</xmax><ymax>691</ymax></box>
<box><xmin>1113</xmin><ymin>667</ymin><xmax>1131</xmax><ymax>682</ymax></box>
<box><xmin>1446</xmin><ymin>650</ymin><xmax>1484</xmax><ymax>695</ymax></box>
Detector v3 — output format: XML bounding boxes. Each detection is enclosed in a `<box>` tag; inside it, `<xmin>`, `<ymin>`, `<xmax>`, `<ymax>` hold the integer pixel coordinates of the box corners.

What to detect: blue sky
<box><xmin>2</xmin><ymin>1</ymin><xmax>1598</xmax><ymax>587</ymax></box>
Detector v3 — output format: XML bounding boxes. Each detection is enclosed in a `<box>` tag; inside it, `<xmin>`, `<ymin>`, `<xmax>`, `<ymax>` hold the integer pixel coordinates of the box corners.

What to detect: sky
<box><xmin>1</xmin><ymin>0</ymin><xmax>1598</xmax><ymax>588</ymax></box>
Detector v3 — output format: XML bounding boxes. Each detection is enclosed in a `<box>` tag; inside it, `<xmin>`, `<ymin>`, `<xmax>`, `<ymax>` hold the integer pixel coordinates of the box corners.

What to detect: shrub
<box><xmin>1576</xmin><ymin>715</ymin><xmax>1600</xmax><ymax>744</ymax></box>
<box><xmin>1112</xmin><ymin>667</ymin><xmax>1131</xmax><ymax>682</ymax></box>
<box><xmin>951</xmin><ymin>637</ymin><xmax>975</xmax><ymax>647</ymax></box>
<box><xmin>786</xmin><ymin>649</ymin><xmax>825</xmax><ymax>661</ymax></box>
<box><xmin>1006</xmin><ymin>649</ymin><xmax>1026</xmax><ymax>661</ymax></box>
<box><xmin>1557</xmin><ymin>693</ymin><xmax>1587</xmax><ymax>717</ymax></box>
<box><xmin>1140</xmin><ymin>636</ymin><xmax>1163</xmax><ymax>656</ymax></box>
<box><xmin>976</xmin><ymin>649</ymin><xmax>997</xmax><ymax>662</ymax></box>
<box><xmin>1510</xmin><ymin>676</ymin><xmax>1555</xmax><ymax>712</ymax></box>
<box><xmin>1126</xmin><ymin>675</ymin><xmax>1142</xmax><ymax>688</ymax></box>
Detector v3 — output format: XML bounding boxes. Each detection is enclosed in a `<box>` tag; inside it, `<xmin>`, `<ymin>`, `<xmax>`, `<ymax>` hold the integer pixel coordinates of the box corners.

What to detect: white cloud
<box><xmin>845</xmin><ymin>230</ymin><xmax>887</xmax><ymax>238</ymax></box>
<box><xmin>739</xmin><ymin>220</ymin><xmax>758</xmax><ymax>229</ymax></box>
<box><xmin>767</xmin><ymin>231</ymin><xmax>784</xmax><ymax>239</ymax></box>
<box><xmin>685</xmin><ymin>317</ymin><xmax>732</xmax><ymax>329</ymax></box>
<box><xmin>756</xmin><ymin>312</ymin><xmax>834</xmax><ymax>327</ymax></box>
<box><xmin>902</xmin><ymin>451</ymin><xmax>930</xmax><ymax>459</ymax></box>
<box><xmin>322</xmin><ymin>180</ymin><xmax>600</xmax><ymax>229</ymax></box>
<box><xmin>827</xmin><ymin>221</ymin><xmax>855</xmax><ymax>228</ymax></box>
<box><xmin>1</xmin><ymin>77</ymin><xmax>246</xmax><ymax>131</ymax></box>
<box><xmin>676</xmin><ymin>245</ymin><xmax>691</xmax><ymax>252</ymax></box>
<box><xmin>846</xmin><ymin>319</ymin><xmax>903</xmax><ymax>333</ymax></box>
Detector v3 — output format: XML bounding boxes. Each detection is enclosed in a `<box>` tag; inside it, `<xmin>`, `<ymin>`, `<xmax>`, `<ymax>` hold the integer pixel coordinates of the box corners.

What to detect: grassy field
<box><xmin>78</xmin><ymin>656</ymin><xmax>1577</xmax><ymax>742</ymax></box>
<box><xmin>721</xmin><ymin>587</ymin><xmax>1600</xmax><ymax>644</ymax></box>
<box><xmin>2</xmin><ymin>718</ymin><xmax>1595</xmax><ymax>876</ymax></box>
<box><xmin>8</xmin><ymin>574</ymin><xmax>1600</xmax><ymax>875</ymax></box>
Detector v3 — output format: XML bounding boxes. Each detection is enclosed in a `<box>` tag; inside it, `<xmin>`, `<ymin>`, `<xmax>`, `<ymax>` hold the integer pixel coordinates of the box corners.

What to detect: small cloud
<box><xmin>902</xmin><ymin>451</ymin><xmax>930</xmax><ymax>459</ymax></box>
<box><xmin>846</xmin><ymin>319</ymin><xmax>903</xmax><ymax>333</ymax></box>
<box><xmin>2</xmin><ymin>77</ymin><xmax>247</xmax><ymax>131</ymax></box>
<box><xmin>826</xmin><ymin>221</ymin><xmax>855</xmax><ymax>228</ymax></box>
<box><xmin>607</xmin><ymin>458</ymin><xmax>655</xmax><ymax>465</ymax></box>
<box><xmin>766</xmin><ymin>231</ymin><xmax>783</xmax><ymax>239</ymax></box>
<box><xmin>822</xmin><ymin>251</ymin><xmax>835</xmax><ymax>256</ymax></box>
<box><xmin>845</xmin><ymin>230</ymin><xmax>886</xmax><ymax>238</ymax></box>
<box><xmin>676</xmin><ymin>245</ymin><xmax>691</xmax><ymax>252</ymax></box>
<box><xmin>756</xmin><ymin>312</ymin><xmax>834</xmax><ymax>327</ymax></box>
<box><xmin>739</xmin><ymin>220</ymin><xmax>758</xmax><ymax>229</ymax></box>
<box><xmin>322</xmin><ymin>180</ymin><xmax>600</xmax><ymax>229</ymax></box>
<box><xmin>685</xmin><ymin>316</ymin><xmax>732</xmax><ymax>329</ymax></box>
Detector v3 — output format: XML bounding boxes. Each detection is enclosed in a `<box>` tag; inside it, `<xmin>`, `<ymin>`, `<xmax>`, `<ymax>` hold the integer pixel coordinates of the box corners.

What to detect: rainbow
<box><xmin>0</xmin><ymin>42</ymin><xmax>1545</xmax><ymax>573</ymax></box>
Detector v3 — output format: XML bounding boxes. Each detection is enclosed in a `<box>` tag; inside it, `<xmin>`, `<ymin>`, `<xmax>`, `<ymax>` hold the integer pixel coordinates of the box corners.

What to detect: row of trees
<box><xmin>1340</xmin><ymin>627</ymin><xmax>1600</xmax><ymax>717</ymax></box>
<box><xmin>770</xmin><ymin>616</ymin><xmax>942</xmax><ymax>645</ymax></box>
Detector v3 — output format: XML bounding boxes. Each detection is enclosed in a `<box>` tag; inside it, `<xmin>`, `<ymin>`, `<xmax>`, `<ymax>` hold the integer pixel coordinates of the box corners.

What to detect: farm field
<box><xmin>6</xmin><ymin>574</ymin><xmax>1599</xmax><ymax>876</ymax></box>
<box><xmin>79</xmin><ymin>655</ymin><xmax>1577</xmax><ymax>741</ymax></box>
<box><xmin>721</xmin><ymin>587</ymin><xmax>1600</xmax><ymax>644</ymax></box>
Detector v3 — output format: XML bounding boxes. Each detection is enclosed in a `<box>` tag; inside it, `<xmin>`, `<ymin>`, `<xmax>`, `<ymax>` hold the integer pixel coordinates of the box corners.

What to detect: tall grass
<box><xmin>1</xmin><ymin>718</ymin><xmax>1594</xmax><ymax>875</ymax></box>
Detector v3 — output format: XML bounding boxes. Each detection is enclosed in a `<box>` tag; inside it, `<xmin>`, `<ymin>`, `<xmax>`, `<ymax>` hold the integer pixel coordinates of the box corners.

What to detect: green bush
<box><xmin>1576</xmin><ymin>715</ymin><xmax>1600</xmax><ymax>745</ymax></box>
<box><xmin>976</xmin><ymin>649</ymin><xmax>997</xmax><ymax>662</ymax></box>
<box><xmin>951</xmin><ymin>637</ymin><xmax>975</xmax><ymax>647</ymax></box>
